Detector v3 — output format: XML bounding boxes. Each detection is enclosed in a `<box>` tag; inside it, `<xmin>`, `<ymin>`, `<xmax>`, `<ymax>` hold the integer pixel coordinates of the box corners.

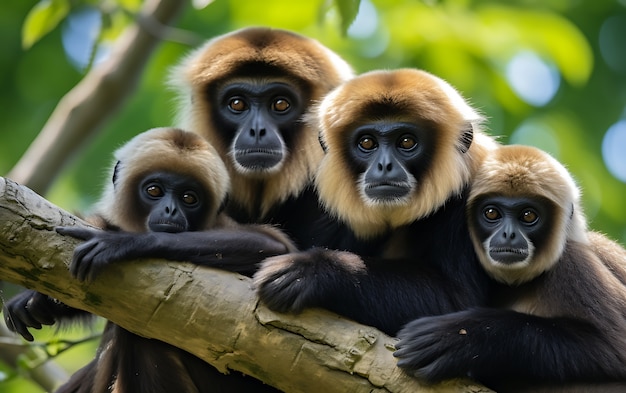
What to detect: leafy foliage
<box><xmin>22</xmin><ymin>0</ymin><xmax>70</xmax><ymax>49</ymax></box>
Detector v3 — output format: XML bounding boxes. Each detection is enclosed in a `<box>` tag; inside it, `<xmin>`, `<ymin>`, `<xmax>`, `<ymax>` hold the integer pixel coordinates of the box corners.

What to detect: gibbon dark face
<box><xmin>349</xmin><ymin>121</ymin><xmax>434</xmax><ymax>202</ymax></box>
<box><xmin>211</xmin><ymin>80</ymin><xmax>306</xmax><ymax>172</ymax></box>
<box><xmin>469</xmin><ymin>194</ymin><xmax>556</xmax><ymax>266</ymax></box>
<box><xmin>136</xmin><ymin>171</ymin><xmax>209</xmax><ymax>233</ymax></box>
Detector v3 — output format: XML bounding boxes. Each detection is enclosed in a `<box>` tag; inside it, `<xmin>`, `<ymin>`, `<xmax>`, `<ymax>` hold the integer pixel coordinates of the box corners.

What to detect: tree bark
<box><xmin>0</xmin><ymin>177</ymin><xmax>492</xmax><ymax>393</ymax></box>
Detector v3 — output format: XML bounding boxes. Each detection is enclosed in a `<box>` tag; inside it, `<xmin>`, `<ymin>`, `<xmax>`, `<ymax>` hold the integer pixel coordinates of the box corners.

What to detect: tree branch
<box><xmin>0</xmin><ymin>177</ymin><xmax>492</xmax><ymax>393</ymax></box>
<box><xmin>7</xmin><ymin>0</ymin><xmax>187</xmax><ymax>195</ymax></box>
<box><xmin>0</xmin><ymin>323</ymin><xmax>69</xmax><ymax>391</ymax></box>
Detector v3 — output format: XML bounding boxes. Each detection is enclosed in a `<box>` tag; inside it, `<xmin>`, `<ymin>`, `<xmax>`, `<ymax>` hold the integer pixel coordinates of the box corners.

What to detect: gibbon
<box><xmin>4</xmin><ymin>127</ymin><xmax>294</xmax><ymax>393</ymax></box>
<box><xmin>254</xmin><ymin>68</ymin><xmax>500</xmax><ymax>335</ymax></box>
<box><xmin>394</xmin><ymin>144</ymin><xmax>626</xmax><ymax>392</ymax></box>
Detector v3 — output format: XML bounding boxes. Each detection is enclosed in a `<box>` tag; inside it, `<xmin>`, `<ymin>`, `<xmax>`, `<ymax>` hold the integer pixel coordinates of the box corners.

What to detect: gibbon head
<box><xmin>169</xmin><ymin>27</ymin><xmax>353</xmax><ymax>216</ymax></box>
<box><xmin>96</xmin><ymin>127</ymin><xmax>230</xmax><ymax>232</ymax></box>
<box><xmin>467</xmin><ymin>144</ymin><xmax>588</xmax><ymax>284</ymax></box>
<box><xmin>313</xmin><ymin>68</ymin><xmax>497</xmax><ymax>238</ymax></box>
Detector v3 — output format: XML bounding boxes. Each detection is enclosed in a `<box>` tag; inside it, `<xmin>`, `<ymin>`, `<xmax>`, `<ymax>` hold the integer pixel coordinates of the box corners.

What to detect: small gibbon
<box><xmin>49</xmin><ymin>27</ymin><xmax>354</xmax><ymax>273</ymax></box>
<box><xmin>254</xmin><ymin>68</ymin><xmax>499</xmax><ymax>335</ymax></box>
<box><xmin>4</xmin><ymin>127</ymin><xmax>293</xmax><ymax>393</ymax></box>
<box><xmin>394</xmin><ymin>145</ymin><xmax>626</xmax><ymax>392</ymax></box>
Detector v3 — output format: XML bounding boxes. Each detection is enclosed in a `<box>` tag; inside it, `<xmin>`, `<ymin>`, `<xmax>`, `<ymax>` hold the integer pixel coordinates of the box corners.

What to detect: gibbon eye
<box><xmin>520</xmin><ymin>209</ymin><xmax>539</xmax><ymax>224</ymax></box>
<box><xmin>358</xmin><ymin>136</ymin><xmax>377</xmax><ymax>151</ymax></box>
<box><xmin>228</xmin><ymin>98</ymin><xmax>247</xmax><ymax>112</ymax></box>
<box><xmin>181</xmin><ymin>192</ymin><xmax>198</xmax><ymax>205</ymax></box>
<box><xmin>398</xmin><ymin>135</ymin><xmax>417</xmax><ymax>150</ymax></box>
<box><xmin>146</xmin><ymin>185</ymin><xmax>163</xmax><ymax>198</ymax></box>
<box><xmin>483</xmin><ymin>207</ymin><xmax>501</xmax><ymax>221</ymax></box>
<box><xmin>272</xmin><ymin>98</ymin><xmax>290</xmax><ymax>112</ymax></box>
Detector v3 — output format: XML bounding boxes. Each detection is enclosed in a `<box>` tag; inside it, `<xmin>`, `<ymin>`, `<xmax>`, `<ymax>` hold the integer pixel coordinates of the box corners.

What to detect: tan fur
<box><xmin>169</xmin><ymin>27</ymin><xmax>354</xmax><ymax>219</ymax></box>
<box><xmin>94</xmin><ymin>127</ymin><xmax>230</xmax><ymax>232</ymax></box>
<box><xmin>468</xmin><ymin>145</ymin><xmax>588</xmax><ymax>284</ymax></box>
<box><xmin>313</xmin><ymin>68</ymin><xmax>497</xmax><ymax>239</ymax></box>
<box><xmin>254</xmin><ymin>250</ymin><xmax>366</xmax><ymax>287</ymax></box>
<box><xmin>588</xmin><ymin>230</ymin><xmax>626</xmax><ymax>286</ymax></box>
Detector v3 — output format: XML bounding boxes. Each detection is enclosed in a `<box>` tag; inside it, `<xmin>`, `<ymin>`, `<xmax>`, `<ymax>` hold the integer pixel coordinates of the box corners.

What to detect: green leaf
<box><xmin>21</xmin><ymin>0</ymin><xmax>71</xmax><ymax>49</ymax></box>
<box><xmin>334</xmin><ymin>0</ymin><xmax>361</xmax><ymax>35</ymax></box>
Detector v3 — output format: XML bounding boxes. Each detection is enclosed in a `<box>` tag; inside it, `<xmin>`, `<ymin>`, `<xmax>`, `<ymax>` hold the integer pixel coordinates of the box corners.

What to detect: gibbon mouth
<box><xmin>489</xmin><ymin>247</ymin><xmax>529</xmax><ymax>264</ymax></box>
<box><xmin>365</xmin><ymin>182</ymin><xmax>411</xmax><ymax>200</ymax></box>
<box><xmin>149</xmin><ymin>221</ymin><xmax>186</xmax><ymax>233</ymax></box>
<box><xmin>235</xmin><ymin>149</ymin><xmax>283</xmax><ymax>169</ymax></box>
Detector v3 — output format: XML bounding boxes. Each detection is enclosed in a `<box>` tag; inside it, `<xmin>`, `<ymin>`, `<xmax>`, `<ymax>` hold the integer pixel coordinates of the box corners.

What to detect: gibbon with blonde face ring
<box><xmin>4</xmin><ymin>128</ymin><xmax>294</xmax><ymax>393</ymax></box>
<box><xmin>254</xmin><ymin>69</ymin><xmax>499</xmax><ymax>335</ymax></box>
<box><xmin>394</xmin><ymin>145</ymin><xmax>626</xmax><ymax>392</ymax></box>
<box><xmin>170</xmin><ymin>26</ymin><xmax>354</xmax><ymax>238</ymax></box>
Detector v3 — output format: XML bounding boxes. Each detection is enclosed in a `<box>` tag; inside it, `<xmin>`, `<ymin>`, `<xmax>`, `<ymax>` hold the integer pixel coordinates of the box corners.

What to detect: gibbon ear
<box><xmin>458</xmin><ymin>123</ymin><xmax>474</xmax><ymax>154</ymax></box>
<box><xmin>318</xmin><ymin>133</ymin><xmax>328</xmax><ymax>154</ymax></box>
<box><xmin>112</xmin><ymin>161</ymin><xmax>121</xmax><ymax>187</ymax></box>
<box><xmin>218</xmin><ymin>194</ymin><xmax>229</xmax><ymax>215</ymax></box>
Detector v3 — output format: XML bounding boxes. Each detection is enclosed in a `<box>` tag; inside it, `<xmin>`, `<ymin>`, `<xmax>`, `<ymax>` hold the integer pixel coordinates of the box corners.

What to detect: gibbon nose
<box><xmin>377</xmin><ymin>162</ymin><xmax>393</xmax><ymax>172</ymax></box>
<box><xmin>249</xmin><ymin>128</ymin><xmax>267</xmax><ymax>139</ymax></box>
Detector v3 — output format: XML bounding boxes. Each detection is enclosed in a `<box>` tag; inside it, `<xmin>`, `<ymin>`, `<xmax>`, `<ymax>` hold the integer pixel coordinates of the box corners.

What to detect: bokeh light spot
<box><xmin>348</xmin><ymin>0</ymin><xmax>378</xmax><ymax>39</ymax></box>
<box><xmin>506</xmin><ymin>51</ymin><xmax>560</xmax><ymax>107</ymax></box>
<box><xmin>509</xmin><ymin>119</ymin><xmax>560</xmax><ymax>157</ymax></box>
<box><xmin>62</xmin><ymin>7</ymin><xmax>109</xmax><ymax>71</ymax></box>
<box><xmin>602</xmin><ymin>120</ymin><xmax>626</xmax><ymax>183</ymax></box>
<box><xmin>599</xmin><ymin>15</ymin><xmax>626</xmax><ymax>73</ymax></box>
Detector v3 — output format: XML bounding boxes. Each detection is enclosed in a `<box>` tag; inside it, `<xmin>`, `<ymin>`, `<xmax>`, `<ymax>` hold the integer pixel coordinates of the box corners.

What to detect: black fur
<box><xmin>3</xmin><ymin>290</ymin><xmax>92</xmax><ymax>342</ymax></box>
<box><xmin>394</xmin><ymin>233</ymin><xmax>626</xmax><ymax>390</ymax></box>
<box><xmin>56</xmin><ymin>323</ymin><xmax>278</xmax><ymax>393</ymax></box>
<box><xmin>395</xmin><ymin>307</ymin><xmax>621</xmax><ymax>391</ymax></box>
<box><xmin>256</xmin><ymin>191</ymin><xmax>492</xmax><ymax>336</ymax></box>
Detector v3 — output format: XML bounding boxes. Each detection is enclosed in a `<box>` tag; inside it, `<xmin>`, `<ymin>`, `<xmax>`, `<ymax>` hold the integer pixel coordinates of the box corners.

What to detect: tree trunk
<box><xmin>0</xmin><ymin>177</ymin><xmax>492</xmax><ymax>393</ymax></box>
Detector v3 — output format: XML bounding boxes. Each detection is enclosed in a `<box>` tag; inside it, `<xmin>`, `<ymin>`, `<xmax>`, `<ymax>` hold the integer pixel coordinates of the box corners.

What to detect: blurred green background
<box><xmin>1</xmin><ymin>0</ymin><xmax>625</xmax><ymax>391</ymax></box>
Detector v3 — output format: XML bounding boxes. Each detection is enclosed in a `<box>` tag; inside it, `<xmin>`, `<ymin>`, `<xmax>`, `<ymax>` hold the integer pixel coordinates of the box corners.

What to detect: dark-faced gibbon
<box><xmin>48</xmin><ymin>27</ymin><xmax>354</xmax><ymax>274</ymax></box>
<box><xmin>254</xmin><ymin>68</ymin><xmax>500</xmax><ymax>335</ymax></box>
<box><xmin>4</xmin><ymin>127</ymin><xmax>293</xmax><ymax>393</ymax></box>
<box><xmin>394</xmin><ymin>144</ymin><xmax>626</xmax><ymax>392</ymax></box>
<box><xmin>169</xmin><ymin>26</ymin><xmax>354</xmax><ymax>244</ymax></box>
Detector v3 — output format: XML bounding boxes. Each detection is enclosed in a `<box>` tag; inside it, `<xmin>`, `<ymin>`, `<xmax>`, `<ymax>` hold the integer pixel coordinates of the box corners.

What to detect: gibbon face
<box><xmin>96</xmin><ymin>127</ymin><xmax>230</xmax><ymax>233</ymax></box>
<box><xmin>169</xmin><ymin>27</ymin><xmax>354</xmax><ymax>215</ymax></box>
<box><xmin>314</xmin><ymin>68</ymin><xmax>495</xmax><ymax>238</ymax></box>
<box><xmin>467</xmin><ymin>144</ymin><xmax>588</xmax><ymax>284</ymax></box>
